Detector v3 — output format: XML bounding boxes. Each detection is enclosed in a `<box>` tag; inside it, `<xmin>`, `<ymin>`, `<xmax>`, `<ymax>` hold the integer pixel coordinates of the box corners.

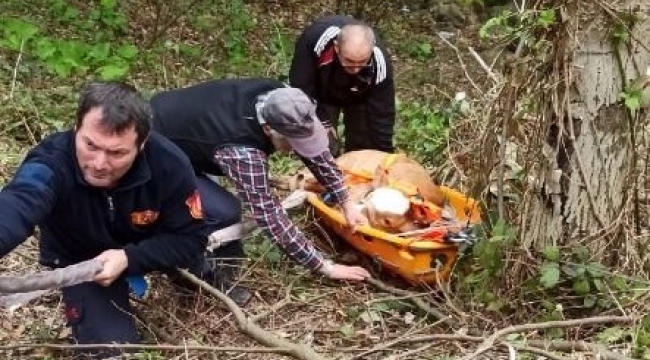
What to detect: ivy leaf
<box><xmin>540</xmin><ymin>262</ymin><xmax>560</xmax><ymax>289</ymax></box>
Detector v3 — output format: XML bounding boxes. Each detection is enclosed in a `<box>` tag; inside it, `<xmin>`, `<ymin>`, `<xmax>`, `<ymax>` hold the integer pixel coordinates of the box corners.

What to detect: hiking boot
<box><xmin>198</xmin><ymin>253</ymin><xmax>253</xmax><ymax>307</ymax></box>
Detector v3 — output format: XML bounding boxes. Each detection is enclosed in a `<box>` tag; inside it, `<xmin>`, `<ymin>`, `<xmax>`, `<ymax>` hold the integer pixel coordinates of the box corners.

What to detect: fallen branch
<box><xmin>457</xmin><ymin>315</ymin><xmax>636</xmax><ymax>360</ymax></box>
<box><xmin>0</xmin><ymin>259</ymin><xmax>103</xmax><ymax>308</ymax></box>
<box><xmin>526</xmin><ymin>340</ymin><xmax>634</xmax><ymax>360</ymax></box>
<box><xmin>177</xmin><ymin>269</ymin><xmax>328</xmax><ymax>360</ymax></box>
<box><xmin>366</xmin><ymin>278</ymin><xmax>458</xmax><ymax>328</ymax></box>
<box><xmin>0</xmin><ymin>343</ymin><xmax>289</xmax><ymax>353</ymax></box>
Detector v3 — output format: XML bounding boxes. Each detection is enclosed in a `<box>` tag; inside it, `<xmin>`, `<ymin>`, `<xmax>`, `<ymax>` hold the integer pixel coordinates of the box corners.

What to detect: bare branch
<box><xmin>458</xmin><ymin>316</ymin><xmax>636</xmax><ymax>360</ymax></box>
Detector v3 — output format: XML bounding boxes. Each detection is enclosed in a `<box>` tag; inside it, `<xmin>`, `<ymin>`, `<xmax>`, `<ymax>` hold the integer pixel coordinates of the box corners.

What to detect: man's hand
<box><xmin>93</xmin><ymin>249</ymin><xmax>128</xmax><ymax>287</ymax></box>
<box><xmin>341</xmin><ymin>199</ymin><xmax>368</xmax><ymax>231</ymax></box>
<box><xmin>319</xmin><ymin>260</ymin><xmax>371</xmax><ymax>281</ymax></box>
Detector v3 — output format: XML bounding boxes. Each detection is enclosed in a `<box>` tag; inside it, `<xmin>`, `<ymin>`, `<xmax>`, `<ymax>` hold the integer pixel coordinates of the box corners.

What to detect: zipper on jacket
<box><xmin>106</xmin><ymin>194</ymin><xmax>115</xmax><ymax>223</ymax></box>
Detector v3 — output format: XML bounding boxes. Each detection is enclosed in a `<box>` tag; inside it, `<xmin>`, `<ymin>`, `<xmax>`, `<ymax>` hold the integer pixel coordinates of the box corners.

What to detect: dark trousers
<box><xmin>317</xmin><ymin>103</ymin><xmax>373</xmax><ymax>152</ymax></box>
<box><xmin>62</xmin><ymin>279</ymin><xmax>138</xmax><ymax>359</ymax></box>
<box><xmin>195</xmin><ymin>175</ymin><xmax>244</xmax><ymax>260</ymax></box>
<box><xmin>61</xmin><ymin>175</ymin><xmax>244</xmax><ymax>357</ymax></box>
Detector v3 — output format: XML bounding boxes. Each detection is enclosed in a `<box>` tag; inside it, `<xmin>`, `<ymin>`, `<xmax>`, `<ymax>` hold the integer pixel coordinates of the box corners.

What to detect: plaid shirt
<box><xmin>214</xmin><ymin>146</ymin><xmax>349</xmax><ymax>271</ymax></box>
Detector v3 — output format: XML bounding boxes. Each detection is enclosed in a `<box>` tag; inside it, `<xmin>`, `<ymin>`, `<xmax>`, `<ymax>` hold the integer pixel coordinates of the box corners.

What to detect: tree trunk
<box><xmin>520</xmin><ymin>0</ymin><xmax>650</xmax><ymax>270</ymax></box>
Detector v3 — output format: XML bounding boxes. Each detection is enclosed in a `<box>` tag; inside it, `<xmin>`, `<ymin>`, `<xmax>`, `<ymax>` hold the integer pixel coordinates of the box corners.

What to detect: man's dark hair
<box><xmin>76</xmin><ymin>81</ymin><xmax>152</xmax><ymax>147</ymax></box>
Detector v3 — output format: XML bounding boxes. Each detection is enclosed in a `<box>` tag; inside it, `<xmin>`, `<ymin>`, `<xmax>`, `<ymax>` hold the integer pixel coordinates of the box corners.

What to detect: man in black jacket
<box><xmin>0</xmin><ymin>81</ymin><xmax>210</xmax><ymax>358</ymax></box>
<box><xmin>289</xmin><ymin>15</ymin><xmax>396</xmax><ymax>154</ymax></box>
<box><xmin>151</xmin><ymin>78</ymin><xmax>371</xmax><ymax>283</ymax></box>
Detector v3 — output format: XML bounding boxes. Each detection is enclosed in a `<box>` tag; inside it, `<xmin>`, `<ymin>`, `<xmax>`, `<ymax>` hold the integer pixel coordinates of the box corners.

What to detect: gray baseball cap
<box><xmin>260</xmin><ymin>87</ymin><xmax>329</xmax><ymax>158</ymax></box>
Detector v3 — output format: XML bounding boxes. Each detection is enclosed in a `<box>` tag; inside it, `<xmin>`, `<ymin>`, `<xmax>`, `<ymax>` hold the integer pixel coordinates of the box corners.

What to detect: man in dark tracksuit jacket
<box><xmin>0</xmin><ymin>82</ymin><xmax>208</xmax><ymax>358</ymax></box>
<box><xmin>151</xmin><ymin>78</ymin><xmax>371</xmax><ymax>282</ymax></box>
<box><xmin>289</xmin><ymin>15</ymin><xmax>396</xmax><ymax>154</ymax></box>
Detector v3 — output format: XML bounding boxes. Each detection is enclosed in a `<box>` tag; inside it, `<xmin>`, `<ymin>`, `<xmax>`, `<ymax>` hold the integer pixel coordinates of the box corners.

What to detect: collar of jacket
<box><xmin>69</xmin><ymin>130</ymin><xmax>152</xmax><ymax>191</ymax></box>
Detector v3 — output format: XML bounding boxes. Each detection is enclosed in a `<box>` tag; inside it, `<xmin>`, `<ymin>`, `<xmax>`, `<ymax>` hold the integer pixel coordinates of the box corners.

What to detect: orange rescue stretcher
<box><xmin>306</xmin><ymin>186</ymin><xmax>482</xmax><ymax>285</ymax></box>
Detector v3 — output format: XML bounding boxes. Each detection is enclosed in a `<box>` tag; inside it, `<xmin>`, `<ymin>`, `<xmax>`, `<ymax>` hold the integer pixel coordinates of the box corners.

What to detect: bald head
<box><xmin>338</xmin><ymin>23</ymin><xmax>375</xmax><ymax>48</ymax></box>
<box><xmin>335</xmin><ymin>23</ymin><xmax>375</xmax><ymax>74</ymax></box>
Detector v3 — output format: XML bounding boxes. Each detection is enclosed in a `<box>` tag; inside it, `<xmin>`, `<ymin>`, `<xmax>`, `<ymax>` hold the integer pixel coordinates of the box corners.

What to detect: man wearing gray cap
<box><xmin>150</xmin><ymin>78</ymin><xmax>371</xmax><ymax>303</ymax></box>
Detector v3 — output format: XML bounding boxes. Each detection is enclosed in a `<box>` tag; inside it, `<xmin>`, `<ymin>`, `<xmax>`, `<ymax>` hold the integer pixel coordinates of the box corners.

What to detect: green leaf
<box><xmin>542</xmin><ymin>246</ymin><xmax>560</xmax><ymax>262</ymax></box>
<box><xmin>4</xmin><ymin>18</ymin><xmax>40</xmax><ymax>40</ymax></box>
<box><xmin>479</xmin><ymin>15</ymin><xmax>504</xmax><ymax>39</ymax></box>
<box><xmin>625</xmin><ymin>96</ymin><xmax>640</xmax><ymax>112</ymax></box>
<box><xmin>583</xmin><ymin>294</ymin><xmax>597</xmax><ymax>308</ymax></box>
<box><xmin>116</xmin><ymin>44</ymin><xmax>138</xmax><ymax>60</ymax></box>
<box><xmin>540</xmin><ymin>262</ymin><xmax>560</xmax><ymax>288</ymax></box>
<box><xmin>370</xmin><ymin>302</ymin><xmax>391</xmax><ymax>312</ymax></box>
<box><xmin>537</xmin><ymin>9</ymin><xmax>556</xmax><ymax>28</ymax></box>
<box><xmin>96</xmin><ymin>64</ymin><xmax>129</xmax><ymax>80</ymax></box>
<box><xmin>100</xmin><ymin>0</ymin><xmax>117</xmax><ymax>9</ymax></box>
<box><xmin>360</xmin><ymin>310</ymin><xmax>382</xmax><ymax>324</ymax></box>
<box><xmin>596</xmin><ymin>327</ymin><xmax>627</xmax><ymax>344</ymax></box>
<box><xmin>88</xmin><ymin>43</ymin><xmax>111</xmax><ymax>61</ymax></box>
<box><xmin>33</xmin><ymin>38</ymin><xmax>57</xmax><ymax>60</ymax></box>
<box><xmin>339</xmin><ymin>323</ymin><xmax>355</xmax><ymax>338</ymax></box>
<box><xmin>592</xmin><ymin>278</ymin><xmax>605</xmax><ymax>292</ymax></box>
<box><xmin>572</xmin><ymin>277</ymin><xmax>590</xmax><ymax>295</ymax></box>
<box><xmin>561</xmin><ymin>264</ymin><xmax>578</xmax><ymax>278</ymax></box>
<box><xmin>586</xmin><ymin>262</ymin><xmax>606</xmax><ymax>278</ymax></box>
<box><xmin>611</xmin><ymin>276</ymin><xmax>628</xmax><ymax>291</ymax></box>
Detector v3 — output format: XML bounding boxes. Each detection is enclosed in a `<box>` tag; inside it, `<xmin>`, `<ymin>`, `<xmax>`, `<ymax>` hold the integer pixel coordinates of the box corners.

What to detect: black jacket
<box><xmin>289</xmin><ymin>15</ymin><xmax>395</xmax><ymax>151</ymax></box>
<box><xmin>0</xmin><ymin>131</ymin><xmax>208</xmax><ymax>274</ymax></box>
<box><xmin>151</xmin><ymin>78</ymin><xmax>282</xmax><ymax>175</ymax></box>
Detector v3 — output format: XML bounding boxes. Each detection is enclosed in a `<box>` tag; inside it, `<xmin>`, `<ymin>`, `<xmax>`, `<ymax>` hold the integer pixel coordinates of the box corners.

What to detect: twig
<box><xmin>383</xmin><ymin>343</ymin><xmax>435</xmax><ymax>360</ymax></box>
<box><xmin>146</xmin><ymin>0</ymin><xmax>203</xmax><ymax>47</ymax></box>
<box><xmin>467</xmin><ymin>46</ymin><xmax>501</xmax><ymax>84</ymax></box>
<box><xmin>365</xmin><ymin>278</ymin><xmax>457</xmax><ymax>328</ymax></box>
<box><xmin>347</xmin><ymin>333</ymin><xmax>482</xmax><ymax>359</ymax></box>
<box><xmin>9</xmin><ymin>38</ymin><xmax>25</xmax><ymax>99</ymax></box>
<box><xmin>457</xmin><ymin>315</ymin><xmax>636</xmax><ymax>360</ymax></box>
<box><xmin>507</xmin><ymin>343</ymin><xmax>569</xmax><ymax>360</ymax></box>
<box><xmin>437</xmin><ymin>33</ymin><xmax>484</xmax><ymax>94</ymax></box>
<box><xmin>178</xmin><ymin>269</ymin><xmax>328</xmax><ymax>360</ymax></box>
<box><xmin>526</xmin><ymin>340</ymin><xmax>635</xmax><ymax>360</ymax></box>
<box><xmin>250</xmin><ymin>280</ymin><xmax>295</xmax><ymax>322</ymax></box>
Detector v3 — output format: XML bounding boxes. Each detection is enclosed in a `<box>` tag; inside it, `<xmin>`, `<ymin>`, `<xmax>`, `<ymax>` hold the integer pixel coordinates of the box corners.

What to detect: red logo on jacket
<box><xmin>185</xmin><ymin>190</ymin><xmax>203</xmax><ymax>220</ymax></box>
<box><xmin>130</xmin><ymin>210</ymin><xmax>160</xmax><ymax>225</ymax></box>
